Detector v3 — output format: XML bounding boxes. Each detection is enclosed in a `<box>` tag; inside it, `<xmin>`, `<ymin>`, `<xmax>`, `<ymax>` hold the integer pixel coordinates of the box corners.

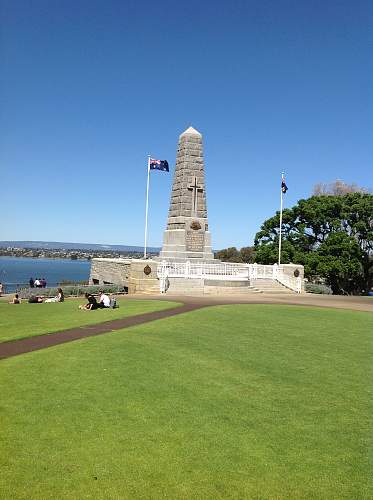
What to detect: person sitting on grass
<box><xmin>45</xmin><ymin>288</ymin><xmax>65</xmax><ymax>303</ymax></box>
<box><xmin>98</xmin><ymin>290</ymin><xmax>111</xmax><ymax>309</ymax></box>
<box><xmin>79</xmin><ymin>292</ymin><xmax>99</xmax><ymax>310</ymax></box>
<box><xmin>9</xmin><ymin>293</ymin><xmax>21</xmax><ymax>304</ymax></box>
<box><xmin>28</xmin><ymin>295</ymin><xmax>44</xmax><ymax>303</ymax></box>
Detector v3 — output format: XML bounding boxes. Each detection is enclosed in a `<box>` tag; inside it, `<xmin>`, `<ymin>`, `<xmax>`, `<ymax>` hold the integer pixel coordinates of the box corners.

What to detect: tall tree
<box><xmin>215</xmin><ymin>247</ymin><xmax>242</xmax><ymax>263</ymax></box>
<box><xmin>214</xmin><ymin>246</ymin><xmax>256</xmax><ymax>263</ymax></box>
<box><xmin>313</xmin><ymin>180</ymin><xmax>371</xmax><ymax>196</ymax></box>
<box><xmin>255</xmin><ymin>193</ymin><xmax>373</xmax><ymax>294</ymax></box>
<box><xmin>239</xmin><ymin>246</ymin><xmax>256</xmax><ymax>263</ymax></box>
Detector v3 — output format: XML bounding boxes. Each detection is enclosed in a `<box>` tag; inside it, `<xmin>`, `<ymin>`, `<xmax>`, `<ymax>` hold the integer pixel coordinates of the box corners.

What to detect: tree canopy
<box><xmin>214</xmin><ymin>246</ymin><xmax>255</xmax><ymax>263</ymax></box>
<box><xmin>313</xmin><ymin>179</ymin><xmax>371</xmax><ymax>196</ymax></box>
<box><xmin>255</xmin><ymin>193</ymin><xmax>373</xmax><ymax>295</ymax></box>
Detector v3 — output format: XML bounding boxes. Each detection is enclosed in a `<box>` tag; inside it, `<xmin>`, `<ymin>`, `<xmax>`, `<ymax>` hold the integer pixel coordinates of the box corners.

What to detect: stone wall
<box><xmin>127</xmin><ymin>259</ymin><xmax>159</xmax><ymax>294</ymax></box>
<box><xmin>89</xmin><ymin>258</ymin><xmax>160</xmax><ymax>294</ymax></box>
<box><xmin>89</xmin><ymin>258</ymin><xmax>131</xmax><ymax>287</ymax></box>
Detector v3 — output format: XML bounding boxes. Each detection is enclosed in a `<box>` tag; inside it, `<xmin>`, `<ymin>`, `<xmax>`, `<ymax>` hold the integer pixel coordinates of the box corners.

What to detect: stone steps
<box><xmin>250</xmin><ymin>279</ymin><xmax>296</xmax><ymax>294</ymax></box>
<box><xmin>203</xmin><ymin>279</ymin><xmax>251</xmax><ymax>288</ymax></box>
<box><xmin>168</xmin><ymin>278</ymin><xmax>204</xmax><ymax>293</ymax></box>
<box><xmin>154</xmin><ymin>277</ymin><xmax>297</xmax><ymax>296</ymax></box>
<box><xmin>203</xmin><ymin>286</ymin><xmax>263</xmax><ymax>296</ymax></box>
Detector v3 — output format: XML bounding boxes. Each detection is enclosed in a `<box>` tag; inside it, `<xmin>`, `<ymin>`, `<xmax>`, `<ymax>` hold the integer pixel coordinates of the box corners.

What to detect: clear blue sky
<box><xmin>1</xmin><ymin>0</ymin><xmax>372</xmax><ymax>249</ymax></box>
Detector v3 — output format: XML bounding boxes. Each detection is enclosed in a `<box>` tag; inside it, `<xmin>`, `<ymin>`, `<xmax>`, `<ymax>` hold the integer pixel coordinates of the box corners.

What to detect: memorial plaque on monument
<box><xmin>186</xmin><ymin>231</ymin><xmax>205</xmax><ymax>252</ymax></box>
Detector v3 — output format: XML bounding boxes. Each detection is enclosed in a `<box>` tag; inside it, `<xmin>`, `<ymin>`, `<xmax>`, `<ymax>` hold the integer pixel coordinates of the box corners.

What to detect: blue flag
<box><xmin>150</xmin><ymin>158</ymin><xmax>169</xmax><ymax>172</ymax></box>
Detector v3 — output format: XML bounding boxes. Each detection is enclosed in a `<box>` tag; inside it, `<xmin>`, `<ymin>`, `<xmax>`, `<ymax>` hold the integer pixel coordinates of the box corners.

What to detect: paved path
<box><xmin>155</xmin><ymin>292</ymin><xmax>373</xmax><ymax>312</ymax></box>
<box><xmin>0</xmin><ymin>303</ymin><xmax>206</xmax><ymax>360</ymax></box>
<box><xmin>1</xmin><ymin>293</ymin><xmax>372</xmax><ymax>361</ymax></box>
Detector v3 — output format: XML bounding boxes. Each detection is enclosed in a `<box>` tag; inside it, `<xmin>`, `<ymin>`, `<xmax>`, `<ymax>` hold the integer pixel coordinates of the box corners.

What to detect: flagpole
<box><xmin>144</xmin><ymin>156</ymin><xmax>151</xmax><ymax>259</ymax></box>
<box><xmin>278</xmin><ymin>172</ymin><xmax>284</xmax><ymax>265</ymax></box>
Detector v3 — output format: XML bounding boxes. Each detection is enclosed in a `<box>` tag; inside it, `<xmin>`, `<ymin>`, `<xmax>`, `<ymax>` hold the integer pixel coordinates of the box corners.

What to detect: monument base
<box><xmin>158</xmin><ymin>223</ymin><xmax>215</xmax><ymax>262</ymax></box>
<box><xmin>89</xmin><ymin>258</ymin><xmax>304</xmax><ymax>295</ymax></box>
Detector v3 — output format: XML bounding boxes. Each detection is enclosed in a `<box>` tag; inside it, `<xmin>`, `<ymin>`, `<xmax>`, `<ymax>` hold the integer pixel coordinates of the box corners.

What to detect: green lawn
<box><xmin>0</xmin><ymin>298</ymin><xmax>181</xmax><ymax>343</ymax></box>
<box><xmin>1</xmin><ymin>304</ymin><xmax>372</xmax><ymax>499</ymax></box>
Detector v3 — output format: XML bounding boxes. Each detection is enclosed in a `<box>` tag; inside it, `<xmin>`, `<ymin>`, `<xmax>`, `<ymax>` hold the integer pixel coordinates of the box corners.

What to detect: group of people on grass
<box><xmin>9</xmin><ymin>288</ymin><xmax>65</xmax><ymax>304</ymax></box>
<box><xmin>9</xmin><ymin>288</ymin><xmax>115</xmax><ymax>310</ymax></box>
<box><xmin>79</xmin><ymin>291</ymin><xmax>113</xmax><ymax>310</ymax></box>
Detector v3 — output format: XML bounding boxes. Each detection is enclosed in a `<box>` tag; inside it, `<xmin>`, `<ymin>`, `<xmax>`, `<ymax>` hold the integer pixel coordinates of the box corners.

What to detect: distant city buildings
<box><xmin>0</xmin><ymin>247</ymin><xmax>158</xmax><ymax>261</ymax></box>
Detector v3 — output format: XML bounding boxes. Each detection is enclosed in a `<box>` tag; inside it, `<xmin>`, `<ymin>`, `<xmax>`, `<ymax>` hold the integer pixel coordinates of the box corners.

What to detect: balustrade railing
<box><xmin>157</xmin><ymin>261</ymin><xmax>302</xmax><ymax>293</ymax></box>
<box><xmin>157</xmin><ymin>261</ymin><xmax>250</xmax><ymax>280</ymax></box>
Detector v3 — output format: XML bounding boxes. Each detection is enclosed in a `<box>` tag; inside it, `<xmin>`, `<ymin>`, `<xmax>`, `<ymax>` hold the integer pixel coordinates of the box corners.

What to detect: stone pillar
<box><xmin>159</xmin><ymin>126</ymin><xmax>215</xmax><ymax>262</ymax></box>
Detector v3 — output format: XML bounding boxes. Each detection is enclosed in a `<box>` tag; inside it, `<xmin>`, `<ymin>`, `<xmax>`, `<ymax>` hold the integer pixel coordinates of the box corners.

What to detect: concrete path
<box><xmin>153</xmin><ymin>292</ymin><xmax>373</xmax><ymax>312</ymax></box>
<box><xmin>1</xmin><ymin>293</ymin><xmax>372</xmax><ymax>361</ymax></box>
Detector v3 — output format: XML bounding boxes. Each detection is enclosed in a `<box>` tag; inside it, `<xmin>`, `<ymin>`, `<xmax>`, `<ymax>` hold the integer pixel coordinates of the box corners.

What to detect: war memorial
<box><xmin>89</xmin><ymin>127</ymin><xmax>304</xmax><ymax>295</ymax></box>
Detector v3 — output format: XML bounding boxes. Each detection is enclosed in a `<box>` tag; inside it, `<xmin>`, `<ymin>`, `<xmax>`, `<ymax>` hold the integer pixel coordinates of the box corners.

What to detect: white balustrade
<box><xmin>157</xmin><ymin>261</ymin><xmax>302</xmax><ymax>293</ymax></box>
<box><xmin>157</xmin><ymin>261</ymin><xmax>249</xmax><ymax>280</ymax></box>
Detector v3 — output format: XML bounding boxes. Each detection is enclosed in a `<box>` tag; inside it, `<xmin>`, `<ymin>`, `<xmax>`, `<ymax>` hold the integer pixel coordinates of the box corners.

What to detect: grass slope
<box><xmin>1</xmin><ymin>304</ymin><xmax>372</xmax><ymax>499</ymax></box>
<box><xmin>0</xmin><ymin>298</ymin><xmax>181</xmax><ymax>343</ymax></box>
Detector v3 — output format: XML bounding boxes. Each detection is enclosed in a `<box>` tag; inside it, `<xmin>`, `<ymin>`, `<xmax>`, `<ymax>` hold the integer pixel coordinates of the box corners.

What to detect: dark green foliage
<box><xmin>255</xmin><ymin>193</ymin><xmax>373</xmax><ymax>294</ymax></box>
<box><xmin>239</xmin><ymin>246</ymin><xmax>256</xmax><ymax>263</ymax></box>
<box><xmin>306</xmin><ymin>233</ymin><xmax>364</xmax><ymax>295</ymax></box>
<box><xmin>215</xmin><ymin>246</ymin><xmax>255</xmax><ymax>263</ymax></box>
<box><xmin>215</xmin><ymin>247</ymin><xmax>242</xmax><ymax>262</ymax></box>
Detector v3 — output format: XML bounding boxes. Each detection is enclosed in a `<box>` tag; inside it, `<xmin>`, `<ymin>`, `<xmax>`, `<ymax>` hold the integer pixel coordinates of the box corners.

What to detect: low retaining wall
<box><xmin>89</xmin><ymin>258</ymin><xmax>159</xmax><ymax>294</ymax></box>
<box><xmin>89</xmin><ymin>258</ymin><xmax>131</xmax><ymax>288</ymax></box>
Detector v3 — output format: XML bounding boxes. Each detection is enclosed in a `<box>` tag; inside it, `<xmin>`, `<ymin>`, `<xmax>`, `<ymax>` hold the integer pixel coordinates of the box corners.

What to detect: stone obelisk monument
<box><xmin>159</xmin><ymin>126</ymin><xmax>214</xmax><ymax>261</ymax></box>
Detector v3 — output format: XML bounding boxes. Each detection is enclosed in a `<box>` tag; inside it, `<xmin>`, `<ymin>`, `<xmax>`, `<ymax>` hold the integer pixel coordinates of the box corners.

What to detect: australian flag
<box><xmin>281</xmin><ymin>178</ymin><xmax>288</xmax><ymax>193</ymax></box>
<box><xmin>150</xmin><ymin>158</ymin><xmax>169</xmax><ymax>172</ymax></box>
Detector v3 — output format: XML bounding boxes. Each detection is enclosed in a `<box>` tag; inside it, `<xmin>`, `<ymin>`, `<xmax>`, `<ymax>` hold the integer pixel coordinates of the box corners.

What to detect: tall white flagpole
<box><xmin>144</xmin><ymin>156</ymin><xmax>151</xmax><ymax>259</ymax></box>
<box><xmin>278</xmin><ymin>172</ymin><xmax>284</xmax><ymax>265</ymax></box>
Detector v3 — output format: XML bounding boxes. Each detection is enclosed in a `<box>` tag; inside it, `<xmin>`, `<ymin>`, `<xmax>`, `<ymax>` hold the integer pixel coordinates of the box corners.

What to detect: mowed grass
<box><xmin>0</xmin><ymin>298</ymin><xmax>182</xmax><ymax>343</ymax></box>
<box><xmin>1</xmin><ymin>304</ymin><xmax>372</xmax><ymax>499</ymax></box>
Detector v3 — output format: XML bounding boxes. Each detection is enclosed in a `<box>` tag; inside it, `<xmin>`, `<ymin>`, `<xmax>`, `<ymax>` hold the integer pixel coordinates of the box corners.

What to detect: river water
<box><xmin>0</xmin><ymin>257</ymin><xmax>91</xmax><ymax>293</ymax></box>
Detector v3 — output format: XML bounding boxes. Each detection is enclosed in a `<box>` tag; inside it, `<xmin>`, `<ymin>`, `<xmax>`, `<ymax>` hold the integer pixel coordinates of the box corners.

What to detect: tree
<box><xmin>214</xmin><ymin>246</ymin><xmax>256</xmax><ymax>263</ymax></box>
<box><xmin>255</xmin><ymin>193</ymin><xmax>373</xmax><ymax>294</ymax></box>
<box><xmin>305</xmin><ymin>233</ymin><xmax>364</xmax><ymax>295</ymax></box>
<box><xmin>214</xmin><ymin>247</ymin><xmax>242</xmax><ymax>262</ymax></box>
<box><xmin>313</xmin><ymin>180</ymin><xmax>371</xmax><ymax>196</ymax></box>
<box><xmin>239</xmin><ymin>246</ymin><xmax>256</xmax><ymax>263</ymax></box>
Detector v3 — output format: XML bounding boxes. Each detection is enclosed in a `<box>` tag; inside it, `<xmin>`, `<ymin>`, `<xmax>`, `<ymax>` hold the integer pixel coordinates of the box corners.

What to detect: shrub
<box><xmin>305</xmin><ymin>283</ymin><xmax>332</xmax><ymax>295</ymax></box>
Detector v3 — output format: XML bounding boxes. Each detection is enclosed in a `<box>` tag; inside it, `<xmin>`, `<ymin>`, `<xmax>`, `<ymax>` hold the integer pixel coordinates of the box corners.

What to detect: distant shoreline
<box><xmin>0</xmin><ymin>254</ymin><xmax>90</xmax><ymax>261</ymax></box>
<box><xmin>0</xmin><ymin>249</ymin><xmax>158</xmax><ymax>261</ymax></box>
<box><xmin>0</xmin><ymin>241</ymin><xmax>161</xmax><ymax>253</ymax></box>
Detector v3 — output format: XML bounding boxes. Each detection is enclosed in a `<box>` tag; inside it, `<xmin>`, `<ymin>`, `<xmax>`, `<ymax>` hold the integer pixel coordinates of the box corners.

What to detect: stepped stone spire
<box><xmin>159</xmin><ymin>126</ymin><xmax>214</xmax><ymax>261</ymax></box>
<box><xmin>180</xmin><ymin>126</ymin><xmax>202</xmax><ymax>137</ymax></box>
